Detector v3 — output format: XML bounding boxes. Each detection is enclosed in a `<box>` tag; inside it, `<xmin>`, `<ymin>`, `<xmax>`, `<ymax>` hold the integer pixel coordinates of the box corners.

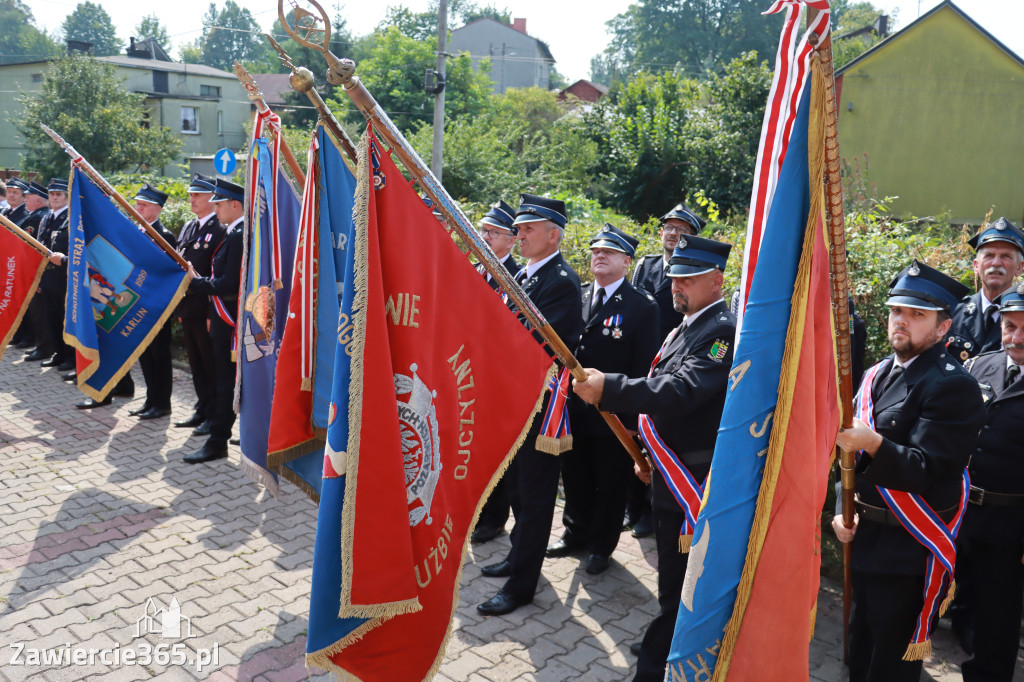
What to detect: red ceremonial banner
<box><xmin>0</xmin><ymin>216</ymin><xmax>48</xmax><ymax>361</ymax></box>
<box><xmin>312</xmin><ymin>128</ymin><xmax>554</xmax><ymax>680</ymax></box>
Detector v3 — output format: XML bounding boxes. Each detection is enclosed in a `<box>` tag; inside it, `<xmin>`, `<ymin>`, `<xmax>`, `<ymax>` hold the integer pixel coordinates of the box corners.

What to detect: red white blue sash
<box><xmin>854</xmin><ymin>359</ymin><xmax>969</xmax><ymax>660</ymax></box>
<box><xmin>637</xmin><ymin>328</ymin><xmax>705</xmax><ymax>552</ymax></box>
<box><xmin>535</xmin><ymin>366</ymin><xmax>572</xmax><ymax>454</ymax></box>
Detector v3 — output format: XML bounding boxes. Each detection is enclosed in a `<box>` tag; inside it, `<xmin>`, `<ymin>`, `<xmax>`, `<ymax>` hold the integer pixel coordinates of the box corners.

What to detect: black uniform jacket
<box><xmin>39</xmin><ymin>208</ymin><xmax>69</xmax><ymax>293</ymax></box>
<box><xmin>631</xmin><ymin>253</ymin><xmax>684</xmax><ymax>337</ymax></box>
<box><xmin>948</xmin><ymin>291</ymin><xmax>1005</xmax><ymax>363</ymax></box>
<box><xmin>569</xmin><ymin>280</ymin><xmax>660</xmax><ymax>434</ymax></box>
<box><xmin>961</xmin><ymin>351</ymin><xmax>1024</xmax><ymax>546</ymax></box>
<box><xmin>175</xmin><ymin>213</ymin><xmax>225</xmax><ymax>319</ymax></box>
<box><xmin>150</xmin><ymin>219</ymin><xmax>178</xmax><ymax>250</ymax></box>
<box><xmin>512</xmin><ymin>252</ymin><xmax>583</xmax><ymax>356</ymax></box>
<box><xmin>475</xmin><ymin>253</ymin><xmax>520</xmax><ymax>291</ymax></box>
<box><xmin>188</xmin><ymin>219</ymin><xmax>243</xmax><ymax>321</ymax></box>
<box><xmin>4</xmin><ymin>204</ymin><xmax>27</xmax><ymax>225</ymax></box>
<box><xmin>20</xmin><ymin>207</ymin><xmax>49</xmax><ymax>238</ymax></box>
<box><xmin>600</xmin><ymin>299</ymin><xmax>735</xmax><ymax>509</ymax></box>
<box><xmin>852</xmin><ymin>342</ymin><xmax>985</xmax><ymax>574</ymax></box>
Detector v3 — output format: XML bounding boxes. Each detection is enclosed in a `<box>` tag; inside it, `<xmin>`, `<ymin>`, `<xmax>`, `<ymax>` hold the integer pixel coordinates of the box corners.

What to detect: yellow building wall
<box><xmin>837</xmin><ymin>6</ymin><xmax>1024</xmax><ymax>224</ymax></box>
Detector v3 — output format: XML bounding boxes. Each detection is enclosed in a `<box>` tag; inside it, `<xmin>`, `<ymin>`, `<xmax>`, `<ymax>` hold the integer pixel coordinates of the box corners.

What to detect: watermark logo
<box><xmin>136</xmin><ymin>596</ymin><xmax>194</xmax><ymax>639</ymax></box>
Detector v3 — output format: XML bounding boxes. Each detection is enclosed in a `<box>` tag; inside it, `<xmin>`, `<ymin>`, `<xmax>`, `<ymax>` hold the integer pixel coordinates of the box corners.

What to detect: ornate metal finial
<box><xmin>279</xmin><ymin>0</ymin><xmax>330</xmax><ymax>52</ymax></box>
<box><xmin>266</xmin><ymin>34</ymin><xmax>315</xmax><ymax>93</ymax></box>
<box><xmin>233</xmin><ymin>61</ymin><xmax>264</xmax><ymax>103</ymax></box>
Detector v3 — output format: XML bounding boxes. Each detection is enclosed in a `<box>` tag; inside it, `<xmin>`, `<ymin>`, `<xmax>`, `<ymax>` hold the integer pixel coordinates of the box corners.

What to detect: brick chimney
<box><xmin>511</xmin><ymin>18</ymin><xmax>527</xmax><ymax>34</ymax></box>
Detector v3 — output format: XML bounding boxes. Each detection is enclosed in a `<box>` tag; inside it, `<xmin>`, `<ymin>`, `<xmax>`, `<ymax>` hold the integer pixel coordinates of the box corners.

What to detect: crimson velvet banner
<box><xmin>0</xmin><ymin>216</ymin><xmax>48</xmax><ymax>360</ymax></box>
<box><xmin>306</xmin><ymin>127</ymin><xmax>554</xmax><ymax>680</ymax></box>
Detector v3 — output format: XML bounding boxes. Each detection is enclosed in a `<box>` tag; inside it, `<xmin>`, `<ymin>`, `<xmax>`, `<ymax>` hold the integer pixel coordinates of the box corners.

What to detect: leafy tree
<box><xmin>463</xmin><ymin>4</ymin><xmax>512</xmax><ymax>24</ymax></box>
<box><xmin>61</xmin><ymin>1</ymin><xmax>121</xmax><ymax>56</ymax></box>
<box><xmin>0</xmin><ymin>0</ymin><xmax>60</xmax><ymax>65</ymax></box>
<box><xmin>189</xmin><ymin>1</ymin><xmax>273</xmax><ymax>71</ymax></box>
<box><xmin>15</xmin><ymin>54</ymin><xmax>181</xmax><ymax>178</ymax></box>
<box><xmin>831</xmin><ymin>2</ymin><xmax>889</xmax><ymax>69</ymax></box>
<box><xmin>134</xmin><ymin>14</ymin><xmax>169</xmax><ymax>51</ymax></box>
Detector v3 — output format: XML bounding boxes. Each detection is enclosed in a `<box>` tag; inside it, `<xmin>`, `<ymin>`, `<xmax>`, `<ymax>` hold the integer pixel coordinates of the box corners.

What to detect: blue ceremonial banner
<box><xmin>237</xmin><ymin>129</ymin><xmax>300</xmax><ymax>494</ymax></box>
<box><xmin>65</xmin><ymin>168</ymin><xmax>189</xmax><ymax>401</ymax></box>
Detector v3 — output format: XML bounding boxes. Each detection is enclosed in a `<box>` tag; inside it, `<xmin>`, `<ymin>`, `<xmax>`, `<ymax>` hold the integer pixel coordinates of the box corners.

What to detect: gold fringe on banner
<box><xmin>679</xmin><ymin>535</ymin><xmax>693</xmax><ymax>554</ymax></box>
<box><xmin>535</xmin><ymin>434</ymin><xmax>572</xmax><ymax>455</ymax></box>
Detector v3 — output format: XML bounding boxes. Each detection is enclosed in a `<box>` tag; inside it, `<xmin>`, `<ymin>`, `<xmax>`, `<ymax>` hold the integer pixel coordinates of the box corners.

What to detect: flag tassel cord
<box><xmin>233</xmin><ymin>60</ymin><xmax>308</xmax><ymax>187</ymax></box>
<box><xmin>38</xmin><ymin>125</ymin><xmax>191</xmax><ymax>272</ymax></box>
<box><xmin>272</xmin><ymin>5</ymin><xmax>650</xmax><ymax>474</ymax></box>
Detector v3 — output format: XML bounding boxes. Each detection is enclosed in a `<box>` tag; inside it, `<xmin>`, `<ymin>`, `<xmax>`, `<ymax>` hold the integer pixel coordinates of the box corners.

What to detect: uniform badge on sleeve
<box><xmin>709</xmin><ymin>339</ymin><xmax>729</xmax><ymax>361</ymax></box>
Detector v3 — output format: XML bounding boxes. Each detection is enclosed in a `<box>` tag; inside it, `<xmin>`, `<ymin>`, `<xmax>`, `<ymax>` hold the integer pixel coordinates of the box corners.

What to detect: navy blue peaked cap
<box><xmin>47</xmin><ymin>177</ymin><xmax>68</xmax><ymax>192</ymax></box>
<box><xmin>479</xmin><ymin>200</ymin><xmax>517</xmax><ymax>233</ymax></box>
<box><xmin>26</xmin><ymin>181</ymin><xmax>48</xmax><ymax>198</ymax></box>
<box><xmin>6</xmin><ymin>178</ymin><xmax>28</xmax><ymax>192</ymax></box>
<box><xmin>968</xmin><ymin>217</ymin><xmax>1024</xmax><ymax>254</ymax></box>
<box><xmin>188</xmin><ymin>173</ymin><xmax>217</xmax><ymax>193</ymax></box>
<box><xmin>667</xmin><ymin>234</ymin><xmax>731</xmax><ymax>277</ymax></box>
<box><xmin>660</xmin><ymin>203</ymin><xmax>706</xmax><ymax>234</ymax></box>
<box><xmin>211</xmin><ymin>178</ymin><xmax>244</xmax><ymax>203</ymax></box>
<box><xmin>999</xmin><ymin>284</ymin><xmax>1024</xmax><ymax>313</ymax></box>
<box><xmin>886</xmin><ymin>259</ymin><xmax>968</xmax><ymax>312</ymax></box>
<box><xmin>134</xmin><ymin>183</ymin><xmax>168</xmax><ymax>206</ymax></box>
<box><xmin>590</xmin><ymin>223</ymin><xmax>638</xmax><ymax>257</ymax></box>
<box><xmin>513</xmin><ymin>193</ymin><xmax>567</xmax><ymax>229</ymax></box>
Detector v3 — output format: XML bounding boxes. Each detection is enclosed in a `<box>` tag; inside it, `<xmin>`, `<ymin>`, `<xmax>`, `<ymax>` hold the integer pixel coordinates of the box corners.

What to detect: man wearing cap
<box><xmin>547</xmin><ymin>223</ymin><xmax>660</xmax><ymax>575</ymax></box>
<box><xmin>832</xmin><ymin>260</ymin><xmax>985</xmax><ymax>682</ymax></box>
<box><xmin>477</xmin><ymin>193</ymin><xmax>583</xmax><ymax>616</ymax></box>
<box><xmin>948</xmin><ymin>217</ymin><xmax>1024</xmax><ymax>363</ymax></box>
<box><xmin>18</xmin><ymin>181</ymin><xmax>49</xmax><ymax>239</ymax></box>
<box><xmin>626</xmin><ymin>202</ymin><xmax>706</xmax><ymax>539</ymax></box>
<box><xmin>573</xmin><ymin>234</ymin><xmax>734</xmax><ymax>682</ymax></box>
<box><xmin>35</xmin><ymin>179</ymin><xmax>75</xmax><ymax>371</ymax></box>
<box><xmin>184</xmin><ymin>178</ymin><xmax>244</xmax><ymax>464</ymax></box>
<box><xmin>172</xmin><ymin>174</ymin><xmax>225</xmax><ymax>433</ymax></box>
<box><xmin>471</xmin><ymin>199</ymin><xmax>520</xmax><ymax>545</ymax></box>
<box><xmin>954</xmin><ymin>286</ymin><xmax>1024</xmax><ymax>681</ymax></box>
<box><xmin>124</xmin><ymin>184</ymin><xmax>178</xmax><ymax>420</ymax></box>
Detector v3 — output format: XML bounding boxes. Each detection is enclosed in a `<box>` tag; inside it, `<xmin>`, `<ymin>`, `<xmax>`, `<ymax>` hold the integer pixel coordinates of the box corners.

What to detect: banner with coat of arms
<box><xmin>305</xmin><ymin>126</ymin><xmax>554</xmax><ymax>680</ymax></box>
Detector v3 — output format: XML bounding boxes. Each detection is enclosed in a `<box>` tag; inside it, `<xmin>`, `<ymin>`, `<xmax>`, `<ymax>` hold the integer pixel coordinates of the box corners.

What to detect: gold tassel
<box><xmin>535</xmin><ymin>434</ymin><xmax>573</xmax><ymax>455</ymax></box>
<box><xmin>902</xmin><ymin>639</ymin><xmax>931</xmax><ymax>661</ymax></box>
<box><xmin>938</xmin><ymin>579</ymin><xmax>956</xmax><ymax>617</ymax></box>
<box><xmin>230</xmin><ymin>350</ymin><xmax>237</xmax><ymax>362</ymax></box>
<box><xmin>678</xmin><ymin>534</ymin><xmax>692</xmax><ymax>554</ymax></box>
<box><xmin>301</xmin><ymin>377</ymin><xmax>313</xmax><ymax>391</ymax></box>
<box><xmin>273</xmin><ymin>277</ymin><xmax>283</xmax><ymax>290</ymax></box>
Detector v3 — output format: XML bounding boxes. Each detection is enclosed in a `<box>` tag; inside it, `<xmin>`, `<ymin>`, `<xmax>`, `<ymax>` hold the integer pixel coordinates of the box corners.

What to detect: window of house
<box><xmin>181</xmin><ymin>106</ymin><xmax>199</xmax><ymax>134</ymax></box>
<box><xmin>31</xmin><ymin>73</ymin><xmax>42</xmax><ymax>83</ymax></box>
<box><xmin>200</xmin><ymin>84</ymin><xmax>221</xmax><ymax>98</ymax></box>
<box><xmin>153</xmin><ymin>71</ymin><xmax>168</xmax><ymax>93</ymax></box>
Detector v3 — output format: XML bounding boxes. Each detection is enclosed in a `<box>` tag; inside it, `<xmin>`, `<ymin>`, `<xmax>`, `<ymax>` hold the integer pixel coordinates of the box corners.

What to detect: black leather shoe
<box><xmin>477</xmin><ymin>591</ymin><xmax>529</xmax><ymax>616</ymax></box>
<box><xmin>585</xmin><ymin>554</ymin><xmax>610</xmax><ymax>575</ymax></box>
<box><xmin>629</xmin><ymin>642</ymin><xmax>643</xmax><ymax>657</ymax></box>
<box><xmin>174</xmin><ymin>413</ymin><xmax>204</xmax><ymax>428</ymax></box>
<box><xmin>631</xmin><ymin>515</ymin><xmax>654</xmax><ymax>539</ymax></box>
<box><xmin>183</xmin><ymin>443</ymin><xmax>228</xmax><ymax>464</ymax></box>
<box><xmin>545</xmin><ymin>537</ymin><xmax>582</xmax><ymax>558</ymax></box>
<box><xmin>192</xmin><ymin>421</ymin><xmax>212</xmax><ymax>436</ymax></box>
<box><xmin>76</xmin><ymin>397</ymin><xmax>112</xmax><ymax>409</ymax></box>
<box><xmin>229</xmin><ymin>437</ymin><xmax>240</xmax><ymax>445</ymax></box>
<box><xmin>40</xmin><ymin>355</ymin><xmax>65</xmax><ymax>367</ymax></box>
<box><xmin>138</xmin><ymin>407</ymin><xmax>170</xmax><ymax>420</ymax></box>
<box><xmin>24</xmin><ymin>350</ymin><xmax>47</xmax><ymax>362</ymax></box>
<box><xmin>61</xmin><ymin>371</ymin><xmax>77</xmax><ymax>382</ymax></box>
<box><xmin>14</xmin><ymin>338</ymin><xmax>35</xmax><ymax>349</ymax></box>
<box><xmin>128</xmin><ymin>405</ymin><xmax>152</xmax><ymax>416</ymax></box>
<box><xmin>470</xmin><ymin>524</ymin><xmax>503</xmax><ymax>544</ymax></box>
<box><xmin>480</xmin><ymin>560</ymin><xmax>512</xmax><ymax>578</ymax></box>
<box><xmin>55</xmin><ymin>360</ymin><xmax>75</xmax><ymax>372</ymax></box>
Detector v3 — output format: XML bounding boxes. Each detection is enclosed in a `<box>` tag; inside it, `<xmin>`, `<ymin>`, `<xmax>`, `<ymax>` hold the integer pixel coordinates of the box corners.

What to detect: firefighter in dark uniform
<box><xmin>957</xmin><ymin>286</ymin><xmax>1024</xmax><ymax>682</ymax></box>
<box><xmin>626</xmin><ymin>202</ymin><xmax>707</xmax><ymax>538</ymax></box>
<box><xmin>184</xmin><ymin>179</ymin><xmax>244</xmax><ymax>463</ymax></box>
<box><xmin>573</xmin><ymin>234</ymin><xmax>734</xmax><ymax>682</ymax></box>
<box><xmin>833</xmin><ymin>261</ymin><xmax>985</xmax><ymax>682</ymax></box>
<box><xmin>6</xmin><ymin>179</ymin><xmax>34</xmax><ymax>349</ymax></box>
<box><xmin>37</xmin><ymin>179</ymin><xmax>73</xmax><ymax>370</ymax></box>
<box><xmin>947</xmin><ymin>217</ymin><xmax>1024</xmax><ymax>363</ymax></box>
<box><xmin>124</xmin><ymin>184</ymin><xmax>178</xmax><ymax>420</ymax></box>
<box><xmin>547</xmin><ymin>223</ymin><xmax>660</xmax><ymax>575</ymax></box>
<box><xmin>173</xmin><ymin>174</ymin><xmax>225</xmax><ymax>433</ymax></box>
<box><xmin>471</xmin><ymin>199</ymin><xmax>520</xmax><ymax>544</ymax></box>
<box><xmin>477</xmin><ymin>194</ymin><xmax>583</xmax><ymax>616</ymax></box>
<box><xmin>21</xmin><ymin>182</ymin><xmax>52</xmax><ymax>362</ymax></box>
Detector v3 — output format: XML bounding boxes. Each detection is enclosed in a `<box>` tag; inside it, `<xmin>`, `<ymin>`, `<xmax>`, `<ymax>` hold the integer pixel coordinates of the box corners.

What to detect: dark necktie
<box><xmin>1006</xmin><ymin>364</ymin><xmax>1021</xmax><ymax>390</ymax></box>
<box><xmin>591</xmin><ymin>287</ymin><xmax>606</xmax><ymax>319</ymax></box>
<box><xmin>983</xmin><ymin>303</ymin><xmax>999</xmax><ymax>336</ymax></box>
<box><xmin>881</xmin><ymin>363</ymin><xmax>904</xmax><ymax>394</ymax></box>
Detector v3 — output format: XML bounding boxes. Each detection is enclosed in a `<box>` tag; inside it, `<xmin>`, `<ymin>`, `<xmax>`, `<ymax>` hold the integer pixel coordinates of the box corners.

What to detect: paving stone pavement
<box><xmin>2</xmin><ymin>352</ymin><xmax>1021</xmax><ymax>681</ymax></box>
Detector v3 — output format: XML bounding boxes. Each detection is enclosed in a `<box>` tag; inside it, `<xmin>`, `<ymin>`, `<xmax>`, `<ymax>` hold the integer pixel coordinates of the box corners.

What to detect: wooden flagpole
<box><xmin>275</xmin><ymin>0</ymin><xmax>649</xmax><ymax>473</ymax></box>
<box><xmin>808</xmin><ymin>7</ymin><xmax>856</xmax><ymax>664</ymax></box>
<box><xmin>39</xmin><ymin>125</ymin><xmax>190</xmax><ymax>272</ymax></box>
<box><xmin>233</xmin><ymin>61</ymin><xmax>307</xmax><ymax>187</ymax></box>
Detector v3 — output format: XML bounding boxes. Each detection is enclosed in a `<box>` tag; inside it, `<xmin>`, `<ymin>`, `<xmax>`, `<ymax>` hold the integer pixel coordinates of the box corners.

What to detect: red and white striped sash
<box><xmin>535</xmin><ymin>366</ymin><xmax>572</xmax><ymax>455</ymax></box>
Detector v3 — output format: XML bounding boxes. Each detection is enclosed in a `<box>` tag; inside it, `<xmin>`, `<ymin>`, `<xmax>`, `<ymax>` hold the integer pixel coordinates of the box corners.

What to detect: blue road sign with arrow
<box><xmin>214</xmin><ymin>148</ymin><xmax>237</xmax><ymax>176</ymax></box>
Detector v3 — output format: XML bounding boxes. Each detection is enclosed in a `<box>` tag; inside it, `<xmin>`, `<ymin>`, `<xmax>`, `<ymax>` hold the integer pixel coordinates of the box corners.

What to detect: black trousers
<box><xmin>44</xmin><ymin>287</ymin><xmax>70</xmax><ymax>361</ymax></box>
<box><xmin>959</xmin><ymin>538</ymin><xmax>1024</xmax><ymax>682</ymax></box>
<box><xmin>633</xmin><ymin>504</ymin><xmax>689</xmax><ymax>682</ymax></box>
<box><xmin>27</xmin><ymin>293</ymin><xmax>56</xmax><ymax>357</ymax></box>
<box><xmin>476</xmin><ymin>475</ymin><xmax>510</xmax><ymax>531</ymax></box>
<box><xmin>560</xmin><ymin>431</ymin><xmax>633</xmax><ymax>557</ymax></box>
<box><xmin>180</xmin><ymin>316</ymin><xmax>215</xmax><ymax>420</ymax></box>
<box><xmin>138</xmin><ymin>324</ymin><xmax>172</xmax><ymax>410</ymax></box>
<box><xmin>501</xmin><ymin>413</ymin><xmax>562</xmax><ymax>603</ymax></box>
<box><xmin>848</xmin><ymin>571</ymin><xmax>926</xmax><ymax>682</ymax></box>
<box><xmin>207</xmin><ymin>317</ymin><xmax>236</xmax><ymax>446</ymax></box>
<box><xmin>626</xmin><ymin>476</ymin><xmax>652</xmax><ymax>523</ymax></box>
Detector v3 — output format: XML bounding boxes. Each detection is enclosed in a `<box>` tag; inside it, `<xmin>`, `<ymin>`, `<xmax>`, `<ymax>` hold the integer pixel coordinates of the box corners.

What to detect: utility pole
<box><xmin>431</xmin><ymin>0</ymin><xmax>448</xmax><ymax>182</ymax></box>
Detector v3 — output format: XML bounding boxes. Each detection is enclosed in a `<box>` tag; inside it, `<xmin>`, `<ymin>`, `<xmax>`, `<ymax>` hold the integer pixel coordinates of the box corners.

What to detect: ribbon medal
<box><xmin>603</xmin><ymin>314</ymin><xmax>623</xmax><ymax>338</ymax></box>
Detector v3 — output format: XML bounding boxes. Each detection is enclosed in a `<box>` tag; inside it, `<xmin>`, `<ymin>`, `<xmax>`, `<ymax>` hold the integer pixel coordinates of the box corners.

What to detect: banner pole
<box><xmin>39</xmin><ymin>125</ymin><xmax>191</xmax><ymax>272</ymax></box>
<box><xmin>233</xmin><ymin>61</ymin><xmax>307</xmax><ymax>187</ymax></box>
<box><xmin>0</xmin><ymin>212</ymin><xmax>52</xmax><ymax>256</ymax></box>
<box><xmin>808</xmin><ymin>8</ymin><xmax>856</xmax><ymax>664</ymax></box>
<box><xmin>276</xmin><ymin>3</ymin><xmax>649</xmax><ymax>473</ymax></box>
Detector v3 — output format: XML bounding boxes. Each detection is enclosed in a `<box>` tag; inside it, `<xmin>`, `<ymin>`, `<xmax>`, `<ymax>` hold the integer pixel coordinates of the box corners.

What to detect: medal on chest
<box><xmin>603</xmin><ymin>314</ymin><xmax>623</xmax><ymax>338</ymax></box>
